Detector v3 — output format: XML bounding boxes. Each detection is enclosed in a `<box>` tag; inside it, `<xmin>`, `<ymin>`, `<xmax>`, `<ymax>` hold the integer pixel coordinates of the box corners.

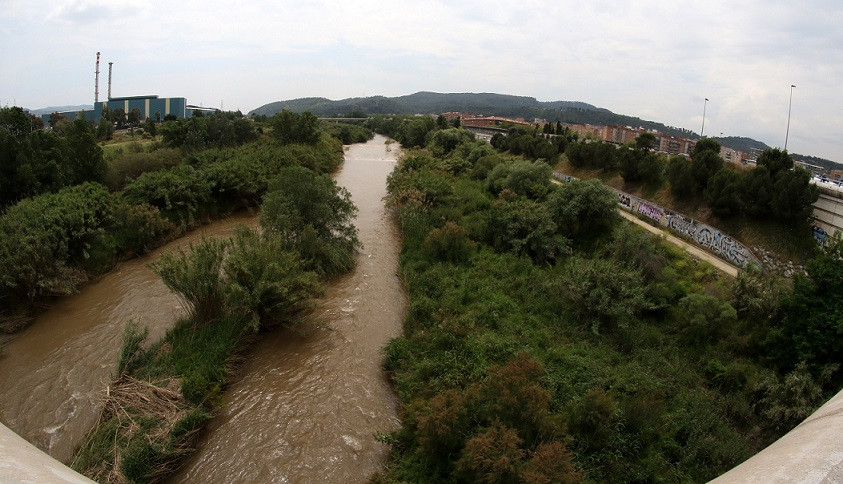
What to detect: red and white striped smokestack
<box><xmin>95</xmin><ymin>52</ymin><xmax>101</xmax><ymax>104</ymax></box>
<box><xmin>108</xmin><ymin>62</ymin><xmax>113</xmax><ymax>100</ymax></box>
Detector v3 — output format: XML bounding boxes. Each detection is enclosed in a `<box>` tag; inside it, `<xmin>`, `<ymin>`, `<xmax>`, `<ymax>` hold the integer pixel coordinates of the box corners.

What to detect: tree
<box><xmin>740</xmin><ymin>165</ymin><xmax>774</xmax><ymax>216</ymax></box>
<box><xmin>691</xmin><ymin>149</ymin><xmax>723</xmax><ymax>188</ymax></box>
<box><xmin>546</xmin><ymin>179</ymin><xmax>618</xmax><ymax>240</ymax></box>
<box><xmin>693</xmin><ymin>138</ymin><xmax>721</xmax><ymax>156</ymax></box>
<box><xmin>774</xmin><ymin>232</ymin><xmax>843</xmax><ymax>387</ymax></box>
<box><xmin>757</xmin><ymin>148</ymin><xmax>793</xmax><ymax>178</ymax></box>
<box><xmin>666</xmin><ymin>156</ymin><xmax>694</xmax><ymax>199</ymax></box>
<box><xmin>484</xmin><ymin>196</ymin><xmax>567</xmax><ymax>264</ymax></box>
<box><xmin>110</xmin><ymin>108</ymin><xmax>127</xmax><ymax>127</ymax></box>
<box><xmin>704</xmin><ymin>168</ymin><xmax>743</xmax><ymax>217</ymax></box>
<box><xmin>618</xmin><ymin>147</ymin><xmax>642</xmax><ymax>182</ymax></box>
<box><xmin>397</xmin><ymin>116</ymin><xmax>435</xmax><ymax>148</ymax></box>
<box><xmin>435</xmin><ymin>114</ymin><xmax>448</xmax><ymax>129</ymax></box>
<box><xmin>270</xmin><ymin>110</ymin><xmax>321</xmax><ymax>145</ymax></box>
<box><xmin>260</xmin><ymin>166</ymin><xmax>359</xmax><ymax>275</ymax></box>
<box><xmin>62</xmin><ymin>119</ymin><xmax>106</xmax><ymax>185</ymax></box>
<box><xmin>48</xmin><ymin>112</ymin><xmax>67</xmax><ymax>128</ymax></box>
<box><xmin>486</xmin><ymin>161</ymin><xmax>552</xmax><ymax>200</ymax></box>
<box><xmin>427</xmin><ymin>128</ymin><xmax>474</xmax><ymax>157</ymax></box>
<box><xmin>127</xmin><ymin>108</ymin><xmax>141</xmax><ymax>126</ymax></box>
<box><xmin>96</xmin><ymin>117</ymin><xmax>115</xmax><ymax>141</ymax></box>
<box><xmin>770</xmin><ymin>168</ymin><xmax>819</xmax><ymax>220</ymax></box>
<box><xmin>0</xmin><ymin>106</ymin><xmax>31</xmax><ymax>136</ymax></box>
<box><xmin>638</xmin><ymin>153</ymin><xmax>663</xmax><ymax>184</ymax></box>
<box><xmin>635</xmin><ymin>132</ymin><xmax>658</xmax><ymax>154</ymax></box>
<box><xmin>143</xmin><ymin>117</ymin><xmax>157</xmax><ymax>137</ymax></box>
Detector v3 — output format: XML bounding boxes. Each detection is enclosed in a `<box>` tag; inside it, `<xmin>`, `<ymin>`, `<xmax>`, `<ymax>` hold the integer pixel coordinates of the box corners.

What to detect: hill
<box><xmin>249</xmin><ymin>91</ymin><xmax>841</xmax><ymax>169</ymax></box>
<box><xmin>28</xmin><ymin>105</ymin><xmax>93</xmax><ymax>115</ymax></box>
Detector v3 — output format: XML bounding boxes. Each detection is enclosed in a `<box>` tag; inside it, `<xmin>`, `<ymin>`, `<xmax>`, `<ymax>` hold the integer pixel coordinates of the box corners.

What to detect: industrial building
<box><xmin>41</xmin><ymin>52</ymin><xmax>214</xmax><ymax>125</ymax></box>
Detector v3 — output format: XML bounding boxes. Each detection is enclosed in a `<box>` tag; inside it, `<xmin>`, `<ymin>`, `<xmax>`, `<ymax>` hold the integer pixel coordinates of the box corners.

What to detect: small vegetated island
<box><xmin>364</xmin><ymin>115</ymin><xmax>841</xmax><ymax>482</ymax></box>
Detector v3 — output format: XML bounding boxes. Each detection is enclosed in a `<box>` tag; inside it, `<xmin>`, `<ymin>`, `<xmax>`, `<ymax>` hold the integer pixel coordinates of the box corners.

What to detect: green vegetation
<box><xmin>1</xmin><ymin>107</ymin><xmax>106</xmax><ymax>207</ymax></box>
<box><xmin>321</xmin><ymin>121</ymin><xmax>374</xmax><ymax>144</ymax></box>
<box><xmin>377</xmin><ymin>126</ymin><xmax>840</xmax><ymax>482</ymax></box>
<box><xmin>71</xmin><ymin>114</ymin><xmax>359</xmax><ymax>482</ymax></box>
<box><xmin>0</xmin><ymin>110</ymin><xmax>343</xmax><ymax>330</ymax></box>
<box><xmin>555</xmin><ymin>134</ymin><xmax>820</xmax><ymax>264</ymax></box>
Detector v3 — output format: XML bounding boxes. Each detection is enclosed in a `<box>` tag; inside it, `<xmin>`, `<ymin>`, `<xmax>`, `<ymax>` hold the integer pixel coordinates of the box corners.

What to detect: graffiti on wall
<box><xmin>636</xmin><ymin>202</ymin><xmax>666</xmax><ymax>225</ymax></box>
<box><xmin>553</xmin><ymin>172</ymin><xmax>761</xmax><ymax>269</ymax></box>
<box><xmin>813</xmin><ymin>225</ymin><xmax>829</xmax><ymax>246</ymax></box>
<box><xmin>612</xmin><ymin>186</ymin><xmax>759</xmax><ymax>268</ymax></box>
<box><xmin>695</xmin><ymin>227</ymin><xmax>754</xmax><ymax>268</ymax></box>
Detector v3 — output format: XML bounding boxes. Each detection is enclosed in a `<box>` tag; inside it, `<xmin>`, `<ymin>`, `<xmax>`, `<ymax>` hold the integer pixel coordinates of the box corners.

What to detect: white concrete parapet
<box><xmin>0</xmin><ymin>422</ymin><xmax>93</xmax><ymax>483</ymax></box>
<box><xmin>711</xmin><ymin>389</ymin><xmax>843</xmax><ymax>483</ymax></box>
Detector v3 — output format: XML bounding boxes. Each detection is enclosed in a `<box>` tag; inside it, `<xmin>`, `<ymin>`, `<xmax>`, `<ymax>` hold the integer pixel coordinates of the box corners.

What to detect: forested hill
<box><xmin>249</xmin><ymin>91</ymin><xmax>841</xmax><ymax>169</ymax></box>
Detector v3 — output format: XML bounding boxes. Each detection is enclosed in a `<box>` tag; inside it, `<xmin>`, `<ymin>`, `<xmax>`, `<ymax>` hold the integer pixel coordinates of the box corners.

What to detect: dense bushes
<box><xmin>160</xmin><ymin>113</ymin><xmax>258</xmax><ymax>150</ymax></box>
<box><xmin>260</xmin><ymin>165</ymin><xmax>359</xmax><ymax>275</ymax></box>
<box><xmin>1</xmin><ymin>118</ymin><xmax>345</xmax><ymax>321</ymax></box>
<box><xmin>380</xmin><ymin>130</ymin><xmax>838</xmax><ymax>482</ymax></box>
<box><xmin>322</xmin><ymin>122</ymin><xmax>374</xmax><ymax>144</ymax></box>
<box><xmin>0</xmin><ymin>109</ymin><xmax>106</xmax><ymax>207</ymax></box>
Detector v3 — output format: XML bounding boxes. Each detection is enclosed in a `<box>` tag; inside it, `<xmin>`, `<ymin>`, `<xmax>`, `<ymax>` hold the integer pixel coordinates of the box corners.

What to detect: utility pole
<box><xmin>785</xmin><ymin>84</ymin><xmax>795</xmax><ymax>151</ymax></box>
<box><xmin>700</xmin><ymin>97</ymin><xmax>709</xmax><ymax>137</ymax></box>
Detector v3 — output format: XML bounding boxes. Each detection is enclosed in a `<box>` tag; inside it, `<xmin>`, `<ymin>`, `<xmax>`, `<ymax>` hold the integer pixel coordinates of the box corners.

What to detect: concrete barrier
<box><xmin>711</xmin><ymin>389</ymin><xmax>843</xmax><ymax>483</ymax></box>
<box><xmin>0</xmin><ymin>422</ymin><xmax>93</xmax><ymax>483</ymax></box>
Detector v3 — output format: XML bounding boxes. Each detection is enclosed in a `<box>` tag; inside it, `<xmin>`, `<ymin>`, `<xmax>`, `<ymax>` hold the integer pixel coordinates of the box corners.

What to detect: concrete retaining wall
<box><xmin>0</xmin><ymin>423</ymin><xmax>93</xmax><ymax>483</ymax></box>
<box><xmin>712</xmin><ymin>389</ymin><xmax>843</xmax><ymax>483</ymax></box>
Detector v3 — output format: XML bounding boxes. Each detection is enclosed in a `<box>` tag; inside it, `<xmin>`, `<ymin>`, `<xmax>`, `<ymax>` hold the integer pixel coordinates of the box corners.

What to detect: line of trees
<box><xmin>561</xmin><ymin>132</ymin><xmax>819</xmax><ymax>222</ymax></box>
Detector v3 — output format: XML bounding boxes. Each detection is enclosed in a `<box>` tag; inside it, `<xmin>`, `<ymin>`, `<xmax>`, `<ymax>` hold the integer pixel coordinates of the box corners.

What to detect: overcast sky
<box><xmin>2</xmin><ymin>1</ymin><xmax>841</xmax><ymax>162</ymax></box>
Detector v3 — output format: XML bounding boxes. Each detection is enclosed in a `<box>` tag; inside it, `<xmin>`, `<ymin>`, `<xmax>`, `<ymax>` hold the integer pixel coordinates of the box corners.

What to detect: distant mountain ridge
<box><xmin>28</xmin><ymin>105</ymin><xmax>93</xmax><ymax>115</ymax></box>
<box><xmin>214</xmin><ymin>91</ymin><xmax>837</xmax><ymax>170</ymax></box>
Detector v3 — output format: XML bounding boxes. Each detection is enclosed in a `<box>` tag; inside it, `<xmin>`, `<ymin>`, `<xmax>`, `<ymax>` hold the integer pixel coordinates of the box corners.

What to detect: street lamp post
<box><xmin>701</xmin><ymin>98</ymin><xmax>709</xmax><ymax>137</ymax></box>
<box><xmin>784</xmin><ymin>84</ymin><xmax>796</xmax><ymax>151</ymax></box>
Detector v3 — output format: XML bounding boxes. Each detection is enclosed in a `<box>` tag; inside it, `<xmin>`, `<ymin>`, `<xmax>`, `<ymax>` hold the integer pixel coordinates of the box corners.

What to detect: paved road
<box><xmin>617</xmin><ymin>210</ymin><xmax>738</xmax><ymax>277</ymax></box>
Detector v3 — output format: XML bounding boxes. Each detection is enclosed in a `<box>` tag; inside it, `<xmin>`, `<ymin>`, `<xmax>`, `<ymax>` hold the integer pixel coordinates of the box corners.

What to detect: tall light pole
<box><xmin>700</xmin><ymin>97</ymin><xmax>709</xmax><ymax>137</ymax></box>
<box><xmin>784</xmin><ymin>84</ymin><xmax>796</xmax><ymax>151</ymax></box>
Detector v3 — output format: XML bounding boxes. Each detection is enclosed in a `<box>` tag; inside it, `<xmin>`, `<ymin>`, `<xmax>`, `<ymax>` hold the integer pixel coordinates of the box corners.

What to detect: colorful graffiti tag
<box><xmin>552</xmin><ymin>171</ymin><xmax>762</xmax><ymax>269</ymax></box>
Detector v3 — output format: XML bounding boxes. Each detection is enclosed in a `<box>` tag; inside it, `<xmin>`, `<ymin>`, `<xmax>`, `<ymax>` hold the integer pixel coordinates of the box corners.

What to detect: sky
<box><xmin>2</xmin><ymin>0</ymin><xmax>842</xmax><ymax>162</ymax></box>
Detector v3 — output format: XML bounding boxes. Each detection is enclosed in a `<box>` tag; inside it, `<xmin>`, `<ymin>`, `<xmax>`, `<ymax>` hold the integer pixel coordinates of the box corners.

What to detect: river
<box><xmin>0</xmin><ymin>134</ymin><xmax>406</xmax><ymax>482</ymax></box>
<box><xmin>171</xmin><ymin>134</ymin><xmax>406</xmax><ymax>482</ymax></box>
<box><xmin>0</xmin><ymin>212</ymin><xmax>258</xmax><ymax>463</ymax></box>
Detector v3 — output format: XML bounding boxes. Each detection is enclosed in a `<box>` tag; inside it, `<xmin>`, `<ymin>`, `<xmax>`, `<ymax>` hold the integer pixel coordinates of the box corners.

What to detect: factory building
<box><xmin>41</xmin><ymin>53</ymin><xmax>214</xmax><ymax>126</ymax></box>
<box><xmin>41</xmin><ymin>96</ymin><xmax>198</xmax><ymax>126</ymax></box>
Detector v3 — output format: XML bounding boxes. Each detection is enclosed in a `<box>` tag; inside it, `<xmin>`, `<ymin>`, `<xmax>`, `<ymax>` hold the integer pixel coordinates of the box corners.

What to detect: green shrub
<box><xmin>486</xmin><ymin>160</ymin><xmax>552</xmax><ymax>200</ymax></box>
<box><xmin>261</xmin><ymin>166</ymin><xmax>359</xmax><ymax>275</ymax></box>
<box><xmin>546</xmin><ymin>179</ymin><xmax>618</xmax><ymax>241</ymax></box>
<box><xmin>0</xmin><ymin>183</ymin><xmax>113</xmax><ymax>303</ymax></box>
<box><xmin>149</xmin><ymin>238</ymin><xmax>227</xmax><ymax>323</ymax></box>
<box><xmin>422</xmin><ymin>222</ymin><xmax>475</xmax><ymax>263</ymax></box>
<box><xmin>122</xmin><ymin>164</ymin><xmax>212</xmax><ymax>224</ymax></box>
<box><xmin>546</xmin><ymin>256</ymin><xmax>649</xmax><ymax>333</ymax></box>
<box><xmin>223</xmin><ymin>227</ymin><xmax>322</xmax><ymax>330</ymax></box>
<box><xmin>105</xmin><ymin>148</ymin><xmax>183</xmax><ymax>191</ymax></box>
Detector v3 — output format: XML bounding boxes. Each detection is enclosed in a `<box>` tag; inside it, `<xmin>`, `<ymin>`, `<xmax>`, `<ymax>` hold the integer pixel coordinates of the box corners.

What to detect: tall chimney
<box><xmin>94</xmin><ymin>52</ymin><xmax>101</xmax><ymax>103</ymax></box>
<box><xmin>108</xmin><ymin>62</ymin><xmax>113</xmax><ymax>100</ymax></box>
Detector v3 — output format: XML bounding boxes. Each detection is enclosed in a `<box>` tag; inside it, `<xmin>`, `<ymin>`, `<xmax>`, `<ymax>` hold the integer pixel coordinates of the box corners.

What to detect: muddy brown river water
<box><xmin>0</xmin><ymin>212</ymin><xmax>258</xmax><ymax>464</ymax></box>
<box><xmin>171</xmin><ymin>134</ymin><xmax>406</xmax><ymax>482</ymax></box>
<box><xmin>0</xmin><ymin>134</ymin><xmax>406</xmax><ymax>482</ymax></box>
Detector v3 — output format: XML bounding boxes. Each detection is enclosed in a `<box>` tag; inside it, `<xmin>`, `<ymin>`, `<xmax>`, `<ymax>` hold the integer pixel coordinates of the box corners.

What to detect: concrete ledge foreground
<box><xmin>0</xmin><ymin>422</ymin><xmax>93</xmax><ymax>483</ymax></box>
<box><xmin>712</xmin><ymin>389</ymin><xmax>843</xmax><ymax>483</ymax></box>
